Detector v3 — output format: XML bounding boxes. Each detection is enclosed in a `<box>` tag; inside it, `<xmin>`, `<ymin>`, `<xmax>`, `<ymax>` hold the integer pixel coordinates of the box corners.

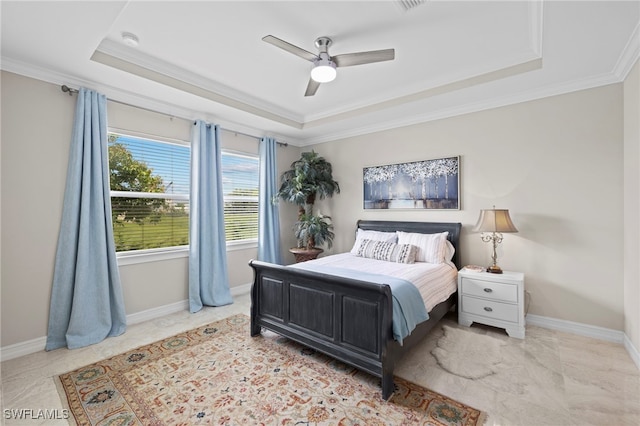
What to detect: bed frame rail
<box><xmin>249</xmin><ymin>220</ymin><xmax>461</xmax><ymax>400</ymax></box>
<box><xmin>249</xmin><ymin>260</ymin><xmax>396</xmax><ymax>394</ymax></box>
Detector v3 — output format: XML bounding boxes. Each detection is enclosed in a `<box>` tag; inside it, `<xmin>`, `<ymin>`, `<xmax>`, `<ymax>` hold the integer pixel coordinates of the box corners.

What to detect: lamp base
<box><xmin>486</xmin><ymin>265</ymin><xmax>503</xmax><ymax>274</ymax></box>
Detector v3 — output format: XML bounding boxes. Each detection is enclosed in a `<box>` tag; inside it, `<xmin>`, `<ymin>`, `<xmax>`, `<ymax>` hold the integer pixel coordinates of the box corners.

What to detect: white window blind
<box><xmin>221</xmin><ymin>151</ymin><xmax>259</xmax><ymax>242</ymax></box>
<box><xmin>108</xmin><ymin>133</ymin><xmax>259</xmax><ymax>254</ymax></box>
<box><xmin>108</xmin><ymin>133</ymin><xmax>190</xmax><ymax>252</ymax></box>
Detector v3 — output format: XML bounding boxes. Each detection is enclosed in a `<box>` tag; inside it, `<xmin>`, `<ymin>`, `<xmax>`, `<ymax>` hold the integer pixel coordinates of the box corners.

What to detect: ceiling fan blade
<box><xmin>333</xmin><ymin>49</ymin><xmax>395</xmax><ymax>67</ymax></box>
<box><xmin>304</xmin><ymin>78</ymin><xmax>321</xmax><ymax>97</ymax></box>
<box><xmin>262</xmin><ymin>35</ymin><xmax>318</xmax><ymax>62</ymax></box>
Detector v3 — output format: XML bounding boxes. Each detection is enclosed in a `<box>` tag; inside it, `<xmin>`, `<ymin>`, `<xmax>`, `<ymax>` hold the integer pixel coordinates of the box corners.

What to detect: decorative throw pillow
<box><xmin>396</xmin><ymin>231</ymin><xmax>449</xmax><ymax>264</ymax></box>
<box><xmin>350</xmin><ymin>229</ymin><xmax>398</xmax><ymax>255</ymax></box>
<box><xmin>355</xmin><ymin>239</ymin><xmax>417</xmax><ymax>264</ymax></box>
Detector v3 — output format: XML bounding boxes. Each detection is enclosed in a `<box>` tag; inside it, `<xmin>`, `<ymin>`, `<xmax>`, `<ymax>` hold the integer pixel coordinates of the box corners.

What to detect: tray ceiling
<box><xmin>2</xmin><ymin>1</ymin><xmax>638</xmax><ymax>145</ymax></box>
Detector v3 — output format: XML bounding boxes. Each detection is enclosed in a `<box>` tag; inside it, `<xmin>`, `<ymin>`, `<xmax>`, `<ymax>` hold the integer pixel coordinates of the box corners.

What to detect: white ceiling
<box><xmin>2</xmin><ymin>1</ymin><xmax>639</xmax><ymax>146</ymax></box>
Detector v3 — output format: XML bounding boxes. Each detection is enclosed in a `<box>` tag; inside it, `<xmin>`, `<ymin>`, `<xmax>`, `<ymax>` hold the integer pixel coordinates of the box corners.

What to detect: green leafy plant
<box><xmin>294</xmin><ymin>213</ymin><xmax>335</xmax><ymax>250</ymax></box>
<box><xmin>276</xmin><ymin>151</ymin><xmax>340</xmax><ymax>251</ymax></box>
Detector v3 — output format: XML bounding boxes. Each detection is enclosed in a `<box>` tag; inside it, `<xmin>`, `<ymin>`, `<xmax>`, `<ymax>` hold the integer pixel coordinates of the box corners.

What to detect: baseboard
<box><xmin>126</xmin><ymin>299</ymin><xmax>190</xmax><ymax>325</ymax></box>
<box><xmin>526</xmin><ymin>314</ymin><xmax>640</xmax><ymax>370</ymax></box>
<box><xmin>526</xmin><ymin>313</ymin><xmax>625</xmax><ymax>343</ymax></box>
<box><xmin>624</xmin><ymin>334</ymin><xmax>640</xmax><ymax>370</ymax></box>
<box><xmin>230</xmin><ymin>282</ymin><xmax>252</xmax><ymax>297</ymax></box>
<box><xmin>0</xmin><ymin>336</ymin><xmax>48</xmax><ymax>363</ymax></box>
<box><xmin>7</xmin><ymin>289</ymin><xmax>634</xmax><ymax>364</ymax></box>
<box><xmin>0</xmin><ymin>284</ymin><xmax>253</xmax><ymax>362</ymax></box>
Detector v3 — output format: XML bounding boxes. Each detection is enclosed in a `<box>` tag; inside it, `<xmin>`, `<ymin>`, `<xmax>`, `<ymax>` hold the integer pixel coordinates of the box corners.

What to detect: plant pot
<box><xmin>289</xmin><ymin>247</ymin><xmax>324</xmax><ymax>263</ymax></box>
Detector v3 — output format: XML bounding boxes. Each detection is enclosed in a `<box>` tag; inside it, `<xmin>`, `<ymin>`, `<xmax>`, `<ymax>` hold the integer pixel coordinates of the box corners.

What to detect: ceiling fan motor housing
<box><xmin>314</xmin><ymin>37</ymin><xmax>332</xmax><ymax>53</ymax></box>
<box><xmin>311</xmin><ymin>37</ymin><xmax>337</xmax><ymax>83</ymax></box>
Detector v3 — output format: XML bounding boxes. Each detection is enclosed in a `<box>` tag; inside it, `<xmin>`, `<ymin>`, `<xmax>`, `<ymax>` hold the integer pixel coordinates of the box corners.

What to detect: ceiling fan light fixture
<box><xmin>311</xmin><ymin>59</ymin><xmax>337</xmax><ymax>83</ymax></box>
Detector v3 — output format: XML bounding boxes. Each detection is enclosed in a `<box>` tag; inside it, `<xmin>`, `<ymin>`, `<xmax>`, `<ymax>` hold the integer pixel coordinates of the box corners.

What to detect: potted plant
<box><xmin>276</xmin><ymin>151</ymin><xmax>340</xmax><ymax>262</ymax></box>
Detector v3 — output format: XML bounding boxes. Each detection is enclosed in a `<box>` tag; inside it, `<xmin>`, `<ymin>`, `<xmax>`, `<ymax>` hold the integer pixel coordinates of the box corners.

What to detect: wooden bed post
<box><xmin>249</xmin><ymin>265</ymin><xmax>261</xmax><ymax>337</ymax></box>
<box><xmin>381</xmin><ymin>371</ymin><xmax>395</xmax><ymax>400</ymax></box>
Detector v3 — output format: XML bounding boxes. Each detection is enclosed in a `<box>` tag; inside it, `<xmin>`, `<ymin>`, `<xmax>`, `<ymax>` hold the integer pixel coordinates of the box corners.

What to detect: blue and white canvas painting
<box><xmin>363</xmin><ymin>156</ymin><xmax>460</xmax><ymax>210</ymax></box>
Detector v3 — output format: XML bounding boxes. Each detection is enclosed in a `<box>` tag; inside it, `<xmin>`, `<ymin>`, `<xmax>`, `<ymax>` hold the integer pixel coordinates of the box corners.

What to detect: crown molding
<box><xmin>613</xmin><ymin>20</ymin><xmax>640</xmax><ymax>81</ymax></box>
<box><xmin>93</xmin><ymin>39</ymin><xmax>304</xmax><ymax>127</ymax></box>
<box><xmin>299</xmin><ymin>70</ymin><xmax>621</xmax><ymax>146</ymax></box>
<box><xmin>94</xmin><ymin>40</ymin><xmax>543</xmax><ymax>132</ymax></box>
<box><xmin>91</xmin><ymin>1</ymin><xmax>547</xmax><ymax>132</ymax></box>
<box><xmin>90</xmin><ymin>49</ymin><xmax>304</xmax><ymax>130</ymax></box>
<box><xmin>2</xmin><ymin>0</ymin><xmax>629</xmax><ymax>152</ymax></box>
<box><xmin>0</xmin><ymin>56</ymin><xmax>300</xmax><ymax>146</ymax></box>
<box><xmin>301</xmin><ymin>1</ymin><xmax>545</xmax><ymax>125</ymax></box>
<box><xmin>303</xmin><ymin>55</ymin><xmax>542</xmax><ymax>130</ymax></box>
<box><xmin>2</xmin><ymin>51</ymin><xmax>624</xmax><ymax>149</ymax></box>
<box><xmin>529</xmin><ymin>0</ymin><xmax>544</xmax><ymax>57</ymax></box>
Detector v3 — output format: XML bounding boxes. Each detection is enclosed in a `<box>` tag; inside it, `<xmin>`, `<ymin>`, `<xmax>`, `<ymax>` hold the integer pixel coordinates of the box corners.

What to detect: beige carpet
<box><xmin>57</xmin><ymin>314</ymin><xmax>486</xmax><ymax>425</ymax></box>
<box><xmin>432</xmin><ymin>325</ymin><xmax>507</xmax><ymax>379</ymax></box>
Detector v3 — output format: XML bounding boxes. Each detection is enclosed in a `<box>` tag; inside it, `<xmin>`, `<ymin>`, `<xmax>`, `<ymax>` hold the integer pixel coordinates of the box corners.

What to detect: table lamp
<box><xmin>473</xmin><ymin>206</ymin><xmax>518</xmax><ymax>274</ymax></box>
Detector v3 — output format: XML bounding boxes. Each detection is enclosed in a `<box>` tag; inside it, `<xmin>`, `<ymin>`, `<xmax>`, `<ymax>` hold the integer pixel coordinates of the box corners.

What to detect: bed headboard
<box><xmin>356</xmin><ymin>220</ymin><xmax>462</xmax><ymax>269</ymax></box>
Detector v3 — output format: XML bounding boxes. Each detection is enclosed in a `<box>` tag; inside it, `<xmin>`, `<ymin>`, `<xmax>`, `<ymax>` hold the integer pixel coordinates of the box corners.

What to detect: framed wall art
<box><xmin>363</xmin><ymin>156</ymin><xmax>460</xmax><ymax>210</ymax></box>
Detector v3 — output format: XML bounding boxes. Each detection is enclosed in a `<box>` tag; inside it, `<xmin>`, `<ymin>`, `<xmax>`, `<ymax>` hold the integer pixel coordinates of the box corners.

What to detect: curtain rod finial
<box><xmin>61</xmin><ymin>85</ymin><xmax>77</xmax><ymax>96</ymax></box>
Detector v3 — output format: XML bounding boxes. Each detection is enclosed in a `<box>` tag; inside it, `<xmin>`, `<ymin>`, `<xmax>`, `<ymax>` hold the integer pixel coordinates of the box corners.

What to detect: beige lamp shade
<box><xmin>473</xmin><ymin>208</ymin><xmax>518</xmax><ymax>233</ymax></box>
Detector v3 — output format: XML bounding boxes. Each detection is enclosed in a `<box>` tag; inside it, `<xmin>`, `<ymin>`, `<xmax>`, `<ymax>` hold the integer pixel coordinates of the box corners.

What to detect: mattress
<box><xmin>290</xmin><ymin>253</ymin><xmax>458</xmax><ymax>312</ymax></box>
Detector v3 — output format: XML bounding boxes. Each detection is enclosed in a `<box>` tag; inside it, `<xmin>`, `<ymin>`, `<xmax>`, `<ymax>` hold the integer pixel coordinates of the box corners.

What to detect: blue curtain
<box><xmin>189</xmin><ymin>120</ymin><xmax>233</xmax><ymax>312</ymax></box>
<box><xmin>46</xmin><ymin>88</ymin><xmax>126</xmax><ymax>351</ymax></box>
<box><xmin>258</xmin><ymin>137</ymin><xmax>282</xmax><ymax>264</ymax></box>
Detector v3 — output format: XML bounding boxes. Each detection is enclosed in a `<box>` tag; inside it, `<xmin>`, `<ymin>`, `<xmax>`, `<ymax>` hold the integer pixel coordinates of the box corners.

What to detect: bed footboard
<box><xmin>249</xmin><ymin>259</ymin><xmax>397</xmax><ymax>397</ymax></box>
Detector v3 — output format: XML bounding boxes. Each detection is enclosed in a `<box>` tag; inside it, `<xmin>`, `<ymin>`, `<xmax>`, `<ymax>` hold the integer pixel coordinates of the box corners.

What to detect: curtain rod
<box><xmin>61</xmin><ymin>85</ymin><xmax>288</xmax><ymax>147</ymax></box>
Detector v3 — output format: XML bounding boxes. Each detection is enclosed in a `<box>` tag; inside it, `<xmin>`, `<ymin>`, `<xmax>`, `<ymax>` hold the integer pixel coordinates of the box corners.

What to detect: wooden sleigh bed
<box><xmin>249</xmin><ymin>220</ymin><xmax>462</xmax><ymax>400</ymax></box>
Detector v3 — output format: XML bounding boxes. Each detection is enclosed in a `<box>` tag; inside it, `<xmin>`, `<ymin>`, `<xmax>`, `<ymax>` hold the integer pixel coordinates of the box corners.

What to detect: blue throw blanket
<box><xmin>290</xmin><ymin>264</ymin><xmax>429</xmax><ymax>344</ymax></box>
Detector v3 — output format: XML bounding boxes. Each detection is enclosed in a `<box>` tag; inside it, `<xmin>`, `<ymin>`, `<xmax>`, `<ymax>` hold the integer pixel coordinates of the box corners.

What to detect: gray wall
<box><xmin>624</xmin><ymin>59</ymin><xmax>640</xmax><ymax>350</ymax></box>
<box><xmin>308</xmin><ymin>83</ymin><xmax>625</xmax><ymax>331</ymax></box>
<box><xmin>2</xmin><ymin>65</ymin><xmax>637</xmax><ymax>350</ymax></box>
<box><xmin>0</xmin><ymin>71</ymin><xmax>300</xmax><ymax>347</ymax></box>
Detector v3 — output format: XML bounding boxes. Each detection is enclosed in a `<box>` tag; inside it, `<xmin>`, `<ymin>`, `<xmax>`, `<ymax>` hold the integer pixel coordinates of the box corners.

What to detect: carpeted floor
<box><xmin>56</xmin><ymin>314</ymin><xmax>485</xmax><ymax>425</ymax></box>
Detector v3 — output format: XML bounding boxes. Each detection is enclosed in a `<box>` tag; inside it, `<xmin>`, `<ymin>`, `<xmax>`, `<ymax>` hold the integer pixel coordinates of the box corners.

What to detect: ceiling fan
<box><xmin>262</xmin><ymin>35</ymin><xmax>395</xmax><ymax>97</ymax></box>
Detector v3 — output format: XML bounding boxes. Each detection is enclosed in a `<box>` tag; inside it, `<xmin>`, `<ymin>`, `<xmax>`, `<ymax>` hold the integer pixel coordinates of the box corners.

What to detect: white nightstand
<box><xmin>457</xmin><ymin>269</ymin><xmax>525</xmax><ymax>339</ymax></box>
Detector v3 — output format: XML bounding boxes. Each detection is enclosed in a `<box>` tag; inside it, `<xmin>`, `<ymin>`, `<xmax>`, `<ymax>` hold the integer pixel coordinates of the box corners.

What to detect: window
<box><xmin>222</xmin><ymin>151</ymin><xmax>259</xmax><ymax>243</ymax></box>
<box><xmin>108</xmin><ymin>133</ymin><xmax>259</xmax><ymax>255</ymax></box>
<box><xmin>108</xmin><ymin>133</ymin><xmax>190</xmax><ymax>253</ymax></box>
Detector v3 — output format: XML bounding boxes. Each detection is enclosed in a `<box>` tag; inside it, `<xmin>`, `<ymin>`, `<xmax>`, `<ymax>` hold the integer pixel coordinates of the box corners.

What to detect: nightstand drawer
<box><xmin>461</xmin><ymin>277</ymin><xmax>518</xmax><ymax>303</ymax></box>
<box><xmin>461</xmin><ymin>295</ymin><xmax>519</xmax><ymax>323</ymax></box>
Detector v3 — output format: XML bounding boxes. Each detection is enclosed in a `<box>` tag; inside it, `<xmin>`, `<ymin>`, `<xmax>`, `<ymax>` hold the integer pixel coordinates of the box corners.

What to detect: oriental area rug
<box><xmin>56</xmin><ymin>314</ymin><xmax>486</xmax><ymax>425</ymax></box>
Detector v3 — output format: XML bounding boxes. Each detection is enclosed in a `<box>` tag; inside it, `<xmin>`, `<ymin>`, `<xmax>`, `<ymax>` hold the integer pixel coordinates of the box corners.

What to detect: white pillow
<box><xmin>444</xmin><ymin>239</ymin><xmax>455</xmax><ymax>262</ymax></box>
<box><xmin>355</xmin><ymin>239</ymin><xmax>417</xmax><ymax>264</ymax></box>
<box><xmin>396</xmin><ymin>231</ymin><xmax>449</xmax><ymax>264</ymax></box>
<box><xmin>350</xmin><ymin>229</ymin><xmax>397</xmax><ymax>254</ymax></box>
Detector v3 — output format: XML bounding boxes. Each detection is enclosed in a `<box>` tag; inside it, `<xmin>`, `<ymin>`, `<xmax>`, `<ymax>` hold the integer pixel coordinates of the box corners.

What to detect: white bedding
<box><xmin>289</xmin><ymin>253</ymin><xmax>458</xmax><ymax>312</ymax></box>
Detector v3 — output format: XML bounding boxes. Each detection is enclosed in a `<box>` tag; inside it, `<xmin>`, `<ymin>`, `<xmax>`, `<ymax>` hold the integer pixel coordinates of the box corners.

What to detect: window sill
<box><xmin>116</xmin><ymin>240</ymin><xmax>258</xmax><ymax>266</ymax></box>
<box><xmin>117</xmin><ymin>246</ymin><xmax>189</xmax><ymax>266</ymax></box>
<box><xmin>226</xmin><ymin>239</ymin><xmax>258</xmax><ymax>252</ymax></box>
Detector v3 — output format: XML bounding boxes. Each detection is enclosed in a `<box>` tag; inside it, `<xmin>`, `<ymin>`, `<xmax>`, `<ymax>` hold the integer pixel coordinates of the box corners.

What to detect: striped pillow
<box><xmin>396</xmin><ymin>231</ymin><xmax>449</xmax><ymax>264</ymax></box>
<box><xmin>350</xmin><ymin>229</ymin><xmax>397</xmax><ymax>254</ymax></box>
<box><xmin>355</xmin><ymin>239</ymin><xmax>417</xmax><ymax>264</ymax></box>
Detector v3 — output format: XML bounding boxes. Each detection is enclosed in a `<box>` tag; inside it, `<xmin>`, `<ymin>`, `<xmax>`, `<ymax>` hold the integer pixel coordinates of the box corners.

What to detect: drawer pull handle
<box><xmin>483</xmin><ymin>288</ymin><xmax>493</xmax><ymax>293</ymax></box>
<box><xmin>484</xmin><ymin>307</ymin><xmax>493</xmax><ymax>312</ymax></box>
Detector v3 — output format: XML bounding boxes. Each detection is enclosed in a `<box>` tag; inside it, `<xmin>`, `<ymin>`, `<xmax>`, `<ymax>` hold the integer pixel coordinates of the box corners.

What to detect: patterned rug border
<box><xmin>56</xmin><ymin>314</ymin><xmax>487</xmax><ymax>425</ymax></box>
